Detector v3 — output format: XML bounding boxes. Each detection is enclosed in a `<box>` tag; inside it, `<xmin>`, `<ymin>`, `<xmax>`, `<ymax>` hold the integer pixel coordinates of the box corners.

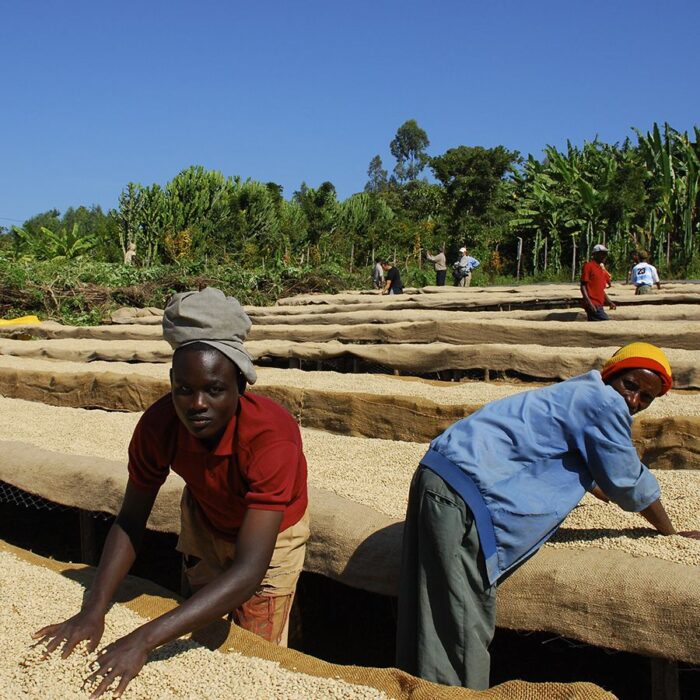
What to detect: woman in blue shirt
<box><xmin>396</xmin><ymin>342</ymin><xmax>700</xmax><ymax>689</ymax></box>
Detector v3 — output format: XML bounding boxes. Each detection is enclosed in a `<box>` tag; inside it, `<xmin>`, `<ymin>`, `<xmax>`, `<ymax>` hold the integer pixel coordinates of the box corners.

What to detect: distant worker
<box><xmin>124</xmin><ymin>241</ymin><xmax>137</xmax><ymax>266</ymax></box>
<box><xmin>453</xmin><ymin>247</ymin><xmax>480</xmax><ymax>287</ymax></box>
<box><xmin>580</xmin><ymin>244</ymin><xmax>616</xmax><ymax>321</ymax></box>
<box><xmin>396</xmin><ymin>342</ymin><xmax>700</xmax><ymax>690</ymax></box>
<box><xmin>424</xmin><ymin>247</ymin><xmax>447</xmax><ymax>286</ymax></box>
<box><xmin>372</xmin><ymin>258</ymin><xmax>385</xmax><ymax>290</ymax></box>
<box><xmin>626</xmin><ymin>251</ymin><xmax>641</xmax><ymax>285</ymax></box>
<box><xmin>630</xmin><ymin>251</ymin><xmax>661</xmax><ymax>295</ymax></box>
<box><xmin>381</xmin><ymin>260</ymin><xmax>404</xmax><ymax>295</ymax></box>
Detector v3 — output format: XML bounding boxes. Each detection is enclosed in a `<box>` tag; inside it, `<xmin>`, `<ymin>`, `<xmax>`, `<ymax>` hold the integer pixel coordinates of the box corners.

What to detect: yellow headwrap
<box><xmin>600</xmin><ymin>342</ymin><xmax>672</xmax><ymax>395</ymax></box>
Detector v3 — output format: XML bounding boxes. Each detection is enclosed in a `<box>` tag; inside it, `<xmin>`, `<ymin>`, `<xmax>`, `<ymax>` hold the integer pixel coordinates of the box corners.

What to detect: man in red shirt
<box><xmin>35</xmin><ymin>287</ymin><xmax>309</xmax><ymax>698</ymax></box>
<box><xmin>581</xmin><ymin>244</ymin><xmax>617</xmax><ymax>321</ymax></box>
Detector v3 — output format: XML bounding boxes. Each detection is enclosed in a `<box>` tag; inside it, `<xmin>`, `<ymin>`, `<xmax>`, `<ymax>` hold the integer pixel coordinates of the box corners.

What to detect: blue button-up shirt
<box><xmin>420</xmin><ymin>371</ymin><xmax>660</xmax><ymax>585</ymax></box>
<box><xmin>458</xmin><ymin>254</ymin><xmax>480</xmax><ymax>271</ymax></box>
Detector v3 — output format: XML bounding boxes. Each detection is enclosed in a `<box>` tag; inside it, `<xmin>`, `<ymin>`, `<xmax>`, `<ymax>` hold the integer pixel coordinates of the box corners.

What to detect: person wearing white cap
<box><xmin>35</xmin><ymin>287</ymin><xmax>310</xmax><ymax>698</ymax></box>
<box><xmin>581</xmin><ymin>244</ymin><xmax>617</xmax><ymax>321</ymax></box>
<box><xmin>453</xmin><ymin>247</ymin><xmax>480</xmax><ymax>287</ymax></box>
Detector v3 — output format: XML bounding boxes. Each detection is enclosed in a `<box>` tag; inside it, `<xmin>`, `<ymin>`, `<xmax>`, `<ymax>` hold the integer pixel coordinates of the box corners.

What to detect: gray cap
<box><xmin>162</xmin><ymin>287</ymin><xmax>257</xmax><ymax>385</ymax></box>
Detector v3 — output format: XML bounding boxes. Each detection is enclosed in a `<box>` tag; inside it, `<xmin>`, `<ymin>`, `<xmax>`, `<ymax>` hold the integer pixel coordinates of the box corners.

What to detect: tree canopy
<box><xmin>9</xmin><ymin>120</ymin><xmax>700</xmax><ymax>281</ymax></box>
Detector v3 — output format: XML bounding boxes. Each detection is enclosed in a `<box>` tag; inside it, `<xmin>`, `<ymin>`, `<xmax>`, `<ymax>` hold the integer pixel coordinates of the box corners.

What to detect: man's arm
<box><xmin>88</xmin><ymin>507</ymin><xmax>283</xmax><ymax>698</ymax></box>
<box><xmin>589</xmin><ymin>487</ymin><xmax>699</xmax><ymax>538</ymax></box>
<box><xmin>638</xmin><ymin>498</ymin><xmax>700</xmax><ymax>538</ymax></box>
<box><xmin>34</xmin><ymin>481</ymin><xmax>158</xmax><ymax>657</ymax></box>
<box><xmin>603</xmin><ymin>291</ymin><xmax>617</xmax><ymax>310</ymax></box>
<box><xmin>589</xmin><ymin>484</ymin><xmax>610</xmax><ymax>503</ymax></box>
<box><xmin>580</xmin><ymin>280</ymin><xmax>594</xmax><ymax>310</ymax></box>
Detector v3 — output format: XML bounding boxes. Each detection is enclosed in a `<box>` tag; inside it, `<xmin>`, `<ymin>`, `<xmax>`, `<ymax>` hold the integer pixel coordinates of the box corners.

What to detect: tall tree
<box><xmin>365</xmin><ymin>155</ymin><xmax>389</xmax><ymax>193</ymax></box>
<box><xmin>293</xmin><ymin>181</ymin><xmax>339</xmax><ymax>249</ymax></box>
<box><xmin>390</xmin><ymin>120</ymin><xmax>430</xmax><ymax>184</ymax></box>
<box><xmin>430</xmin><ymin>145</ymin><xmax>518</xmax><ymax>242</ymax></box>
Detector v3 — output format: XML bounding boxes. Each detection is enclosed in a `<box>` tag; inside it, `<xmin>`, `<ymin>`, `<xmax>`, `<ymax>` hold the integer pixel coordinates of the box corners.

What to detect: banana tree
<box><xmin>12</xmin><ymin>223</ymin><xmax>96</xmax><ymax>260</ymax></box>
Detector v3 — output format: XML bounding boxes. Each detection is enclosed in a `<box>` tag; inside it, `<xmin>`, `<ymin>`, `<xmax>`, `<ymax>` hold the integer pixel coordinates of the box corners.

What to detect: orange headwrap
<box><xmin>600</xmin><ymin>342</ymin><xmax>672</xmax><ymax>395</ymax></box>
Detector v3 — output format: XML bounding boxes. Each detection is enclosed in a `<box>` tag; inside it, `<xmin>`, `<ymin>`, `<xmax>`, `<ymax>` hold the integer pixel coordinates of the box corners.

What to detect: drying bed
<box><xmin>3</xmin><ymin>543</ymin><xmax>613</xmax><ymax>700</ymax></box>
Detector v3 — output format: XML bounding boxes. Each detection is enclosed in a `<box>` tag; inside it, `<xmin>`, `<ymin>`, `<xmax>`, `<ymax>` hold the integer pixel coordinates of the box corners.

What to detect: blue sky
<box><xmin>2</xmin><ymin>0</ymin><xmax>699</xmax><ymax>225</ymax></box>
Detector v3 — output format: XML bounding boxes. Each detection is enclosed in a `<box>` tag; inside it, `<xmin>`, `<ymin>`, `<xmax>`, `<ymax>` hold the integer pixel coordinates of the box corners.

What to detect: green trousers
<box><xmin>396</xmin><ymin>466</ymin><xmax>497</xmax><ymax>689</ymax></box>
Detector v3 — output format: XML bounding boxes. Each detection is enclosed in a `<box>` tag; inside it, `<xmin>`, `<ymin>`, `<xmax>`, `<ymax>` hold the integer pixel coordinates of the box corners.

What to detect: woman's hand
<box><xmin>87</xmin><ymin>632</ymin><xmax>150</xmax><ymax>699</ymax></box>
<box><xmin>33</xmin><ymin>609</ymin><xmax>105</xmax><ymax>658</ymax></box>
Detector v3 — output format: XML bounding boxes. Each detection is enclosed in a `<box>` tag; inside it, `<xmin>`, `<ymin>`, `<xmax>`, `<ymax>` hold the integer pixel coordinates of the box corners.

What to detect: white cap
<box><xmin>459</xmin><ymin>247</ymin><xmax>467</xmax><ymax>253</ymax></box>
<box><xmin>592</xmin><ymin>244</ymin><xmax>608</xmax><ymax>253</ymax></box>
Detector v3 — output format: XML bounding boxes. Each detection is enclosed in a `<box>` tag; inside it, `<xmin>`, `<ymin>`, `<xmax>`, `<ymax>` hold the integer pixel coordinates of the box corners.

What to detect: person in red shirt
<box><xmin>580</xmin><ymin>244</ymin><xmax>617</xmax><ymax>321</ymax></box>
<box><xmin>35</xmin><ymin>287</ymin><xmax>309</xmax><ymax>698</ymax></box>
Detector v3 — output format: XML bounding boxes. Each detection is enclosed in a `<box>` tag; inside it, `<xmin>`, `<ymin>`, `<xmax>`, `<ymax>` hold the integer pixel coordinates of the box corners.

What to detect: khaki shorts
<box><xmin>176</xmin><ymin>488</ymin><xmax>310</xmax><ymax>645</ymax></box>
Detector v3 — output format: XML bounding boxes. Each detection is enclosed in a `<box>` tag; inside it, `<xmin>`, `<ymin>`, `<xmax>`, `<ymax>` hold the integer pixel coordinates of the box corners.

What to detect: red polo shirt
<box><xmin>581</xmin><ymin>261</ymin><xmax>608</xmax><ymax>307</ymax></box>
<box><xmin>128</xmin><ymin>392</ymin><xmax>308</xmax><ymax>540</ymax></box>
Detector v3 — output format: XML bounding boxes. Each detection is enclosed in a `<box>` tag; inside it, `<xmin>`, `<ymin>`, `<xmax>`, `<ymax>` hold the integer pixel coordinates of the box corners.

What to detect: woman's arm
<box><xmin>88</xmin><ymin>508</ymin><xmax>283</xmax><ymax>698</ymax></box>
<box><xmin>34</xmin><ymin>481</ymin><xmax>158</xmax><ymax>657</ymax></box>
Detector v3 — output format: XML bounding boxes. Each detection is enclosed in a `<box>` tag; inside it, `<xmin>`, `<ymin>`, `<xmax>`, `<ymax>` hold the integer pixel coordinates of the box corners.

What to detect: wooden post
<box><xmin>650</xmin><ymin>658</ymin><xmax>679</xmax><ymax>700</ymax></box>
<box><xmin>79</xmin><ymin>511</ymin><xmax>98</xmax><ymax>566</ymax></box>
<box><xmin>544</xmin><ymin>238</ymin><xmax>548</xmax><ymax>271</ymax></box>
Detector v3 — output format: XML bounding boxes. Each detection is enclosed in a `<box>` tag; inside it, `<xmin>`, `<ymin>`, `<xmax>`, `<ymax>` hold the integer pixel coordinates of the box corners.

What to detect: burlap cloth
<box><xmin>0</xmin><ymin>539</ymin><xmax>614</xmax><ymax>699</ymax></box>
<box><xmin>0</xmin><ymin>364</ymin><xmax>697</xmax><ymax>470</ymax></box>
<box><xmin>1</xmin><ymin>339</ymin><xmax>699</xmax><ymax>389</ymax></box>
<box><xmin>272</xmin><ymin>283</ymin><xmax>700</xmax><ymax>308</ymax></box>
<box><xmin>0</xmin><ymin>442</ymin><xmax>698</xmax><ymax>666</ymax></box>
<box><xmin>2</xmin><ymin>318</ymin><xmax>699</xmax><ymax>351</ymax></box>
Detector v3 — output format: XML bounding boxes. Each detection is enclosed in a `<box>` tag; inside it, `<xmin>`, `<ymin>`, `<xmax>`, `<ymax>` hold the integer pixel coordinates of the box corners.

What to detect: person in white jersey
<box><xmin>630</xmin><ymin>251</ymin><xmax>661</xmax><ymax>295</ymax></box>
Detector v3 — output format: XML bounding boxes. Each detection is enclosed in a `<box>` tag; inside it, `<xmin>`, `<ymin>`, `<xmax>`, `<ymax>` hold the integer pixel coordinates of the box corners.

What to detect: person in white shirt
<box><xmin>630</xmin><ymin>251</ymin><xmax>661</xmax><ymax>294</ymax></box>
<box><xmin>372</xmin><ymin>258</ymin><xmax>385</xmax><ymax>289</ymax></box>
<box><xmin>424</xmin><ymin>247</ymin><xmax>447</xmax><ymax>286</ymax></box>
<box><xmin>453</xmin><ymin>247</ymin><xmax>480</xmax><ymax>287</ymax></box>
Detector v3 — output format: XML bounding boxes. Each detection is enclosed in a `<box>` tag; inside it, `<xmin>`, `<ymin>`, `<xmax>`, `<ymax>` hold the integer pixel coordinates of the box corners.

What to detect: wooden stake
<box><xmin>650</xmin><ymin>658</ymin><xmax>679</xmax><ymax>700</ymax></box>
<box><xmin>79</xmin><ymin>511</ymin><xmax>98</xmax><ymax>566</ymax></box>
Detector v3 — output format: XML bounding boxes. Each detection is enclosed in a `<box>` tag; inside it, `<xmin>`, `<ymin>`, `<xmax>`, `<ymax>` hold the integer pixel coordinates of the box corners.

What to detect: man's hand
<box><xmin>589</xmin><ymin>485</ymin><xmax>610</xmax><ymax>503</ymax></box>
<box><xmin>87</xmin><ymin>632</ymin><xmax>150</xmax><ymax>699</ymax></box>
<box><xmin>33</xmin><ymin>609</ymin><xmax>105</xmax><ymax>658</ymax></box>
<box><xmin>608</xmin><ymin>301</ymin><xmax>617</xmax><ymax>310</ymax></box>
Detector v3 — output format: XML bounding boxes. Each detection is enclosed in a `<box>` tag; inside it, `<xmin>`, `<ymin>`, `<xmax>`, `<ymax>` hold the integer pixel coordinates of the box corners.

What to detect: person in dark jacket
<box><xmin>380</xmin><ymin>260</ymin><xmax>403</xmax><ymax>295</ymax></box>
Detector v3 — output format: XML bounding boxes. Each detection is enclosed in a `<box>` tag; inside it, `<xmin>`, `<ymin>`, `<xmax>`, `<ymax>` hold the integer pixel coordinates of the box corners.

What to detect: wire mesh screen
<box><xmin>0</xmin><ymin>481</ymin><xmax>111</xmax><ymax>520</ymax></box>
<box><xmin>256</xmin><ymin>354</ymin><xmax>493</xmax><ymax>382</ymax></box>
